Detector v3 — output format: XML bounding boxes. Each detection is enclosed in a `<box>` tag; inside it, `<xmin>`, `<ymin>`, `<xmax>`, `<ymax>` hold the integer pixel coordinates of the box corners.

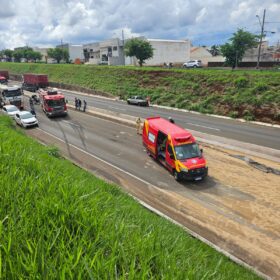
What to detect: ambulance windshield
<box><xmin>174</xmin><ymin>143</ymin><xmax>201</xmax><ymax>160</ymax></box>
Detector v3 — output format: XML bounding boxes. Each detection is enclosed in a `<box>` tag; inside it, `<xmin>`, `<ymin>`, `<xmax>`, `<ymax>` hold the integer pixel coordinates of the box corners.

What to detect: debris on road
<box><xmin>231</xmin><ymin>155</ymin><xmax>280</xmax><ymax>175</ymax></box>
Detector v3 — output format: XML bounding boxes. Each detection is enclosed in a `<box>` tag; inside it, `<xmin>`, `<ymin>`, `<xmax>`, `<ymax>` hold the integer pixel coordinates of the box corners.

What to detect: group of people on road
<box><xmin>75</xmin><ymin>97</ymin><xmax>87</xmax><ymax>112</ymax></box>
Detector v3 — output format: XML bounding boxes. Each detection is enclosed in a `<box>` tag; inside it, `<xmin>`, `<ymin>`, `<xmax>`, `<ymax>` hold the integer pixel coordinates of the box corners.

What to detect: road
<box><xmin>60</xmin><ymin>89</ymin><xmax>280</xmax><ymax>150</ymax></box>
<box><xmin>23</xmin><ymin>100</ymin><xmax>280</xmax><ymax>279</ymax></box>
<box><xmin>10</xmin><ymin>79</ymin><xmax>280</xmax><ymax>150</ymax></box>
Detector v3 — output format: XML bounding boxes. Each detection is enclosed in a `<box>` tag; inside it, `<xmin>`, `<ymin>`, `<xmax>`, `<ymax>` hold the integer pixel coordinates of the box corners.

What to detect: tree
<box><xmin>33</xmin><ymin>51</ymin><xmax>43</xmax><ymax>62</ymax></box>
<box><xmin>124</xmin><ymin>38</ymin><xmax>153</xmax><ymax>67</ymax></box>
<box><xmin>220</xmin><ymin>29</ymin><xmax>258</xmax><ymax>68</ymax></box>
<box><xmin>47</xmin><ymin>47</ymin><xmax>69</xmax><ymax>63</ymax></box>
<box><xmin>3</xmin><ymin>49</ymin><xmax>13</xmax><ymax>61</ymax></box>
<box><xmin>209</xmin><ymin>45</ymin><xmax>220</xmax><ymax>56</ymax></box>
<box><xmin>13</xmin><ymin>50</ymin><xmax>23</xmax><ymax>62</ymax></box>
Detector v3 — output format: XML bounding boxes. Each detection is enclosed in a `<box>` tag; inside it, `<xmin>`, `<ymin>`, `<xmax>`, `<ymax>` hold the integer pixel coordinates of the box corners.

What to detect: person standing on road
<box><xmin>136</xmin><ymin>117</ymin><xmax>142</xmax><ymax>134</ymax></box>
<box><xmin>78</xmin><ymin>99</ymin><xmax>82</xmax><ymax>111</ymax></box>
<box><xmin>83</xmin><ymin>100</ymin><xmax>87</xmax><ymax>112</ymax></box>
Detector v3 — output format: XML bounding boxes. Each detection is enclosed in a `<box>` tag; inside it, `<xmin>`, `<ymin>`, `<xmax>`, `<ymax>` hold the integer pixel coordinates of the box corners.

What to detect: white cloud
<box><xmin>0</xmin><ymin>0</ymin><xmax>279</xmax><ymax>50</ymax></box>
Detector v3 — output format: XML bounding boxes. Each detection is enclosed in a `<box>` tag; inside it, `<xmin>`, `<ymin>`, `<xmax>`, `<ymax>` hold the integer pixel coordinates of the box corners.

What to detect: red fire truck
<box><xmin>142</xmin><ymin>117</ymin><xmax>208</xmax><ymax>181</ymax></box>
<box><xmin>38</xmin><ymin>88</ymin><xmax>67</xmax><ymax>117</ymax></box>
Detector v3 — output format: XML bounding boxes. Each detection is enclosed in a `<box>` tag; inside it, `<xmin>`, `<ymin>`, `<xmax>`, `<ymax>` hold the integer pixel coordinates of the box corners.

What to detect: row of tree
<box><xmin>0</xmin><ymin>47</ymin><xmax>69</xmax><ymax>64</ymax></box>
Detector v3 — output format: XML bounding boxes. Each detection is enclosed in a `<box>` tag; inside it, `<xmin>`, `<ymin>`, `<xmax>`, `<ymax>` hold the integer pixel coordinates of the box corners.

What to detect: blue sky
<box><xmin>0</xmin><ymin>0</ymin><xmax>279</xmax><ymax>50</ymax></box>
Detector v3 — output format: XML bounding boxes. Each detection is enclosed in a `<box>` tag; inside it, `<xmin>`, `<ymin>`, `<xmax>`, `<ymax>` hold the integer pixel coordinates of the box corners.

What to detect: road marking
<box><xmin>186</xmin><ymin>122</ymin><xmax>221</xmax><ymax>131</ymax></box>
<box><xmin>108</xmin><ymin>106</ymin><xmax>126</xmax><ymax>111</ymax></box>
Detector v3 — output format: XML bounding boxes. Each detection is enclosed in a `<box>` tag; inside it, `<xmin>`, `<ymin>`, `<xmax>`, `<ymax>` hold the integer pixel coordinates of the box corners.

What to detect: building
<box><xmin>83</xmin><ymin>38</ymin><xmax>190</xmax><ymax>66</ymax></box>
<box><xmin>146</xmin><ymin>39</ymin><xmax>190</xmax><ymax>66</ymax></box>
<box><xmin>243</xmin><ymin>41</ymin><xmax>280</xmax><ymax>62</ymax></box>
<box><xmin>83</xmin><ymin>38</ymin><xmax>125</xmax><ymax>65</ymax></box>
<box><xmin>56</xmin><ymin>44</ymin><xmax>84</xmax><ymax>63</ymax></box>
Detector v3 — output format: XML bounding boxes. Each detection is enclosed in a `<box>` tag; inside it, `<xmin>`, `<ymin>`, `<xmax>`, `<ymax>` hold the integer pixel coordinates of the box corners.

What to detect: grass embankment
<box><xmin>1</xmin><ymin>62</ymin><xmax>280</xmax><ymax>123</ymax></box>
<box><xmin>0</xmin><ymin>116</ymin><xmax>259</xmax><ymax>279</ymax></box>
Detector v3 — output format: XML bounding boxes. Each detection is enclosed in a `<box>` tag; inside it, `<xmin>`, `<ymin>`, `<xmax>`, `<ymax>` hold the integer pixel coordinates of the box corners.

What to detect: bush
<box><xmin>234</xmin><ymin>77</ymin><xmax>249</xmax><ymax>89</ymax></box>
<box><xmin>252</xmin><ymin>82</ymin><xmax>269</xmax><ymax>94</ymax></box>
<box><xmin>229</xmin><ymin>111</ymin><xmax>239</xmax><ymax>118</ymax></box>
<box><xmin>243</xmin><ymin>110</ymin><xmax>255</xmax><ymax>121</ymax></box>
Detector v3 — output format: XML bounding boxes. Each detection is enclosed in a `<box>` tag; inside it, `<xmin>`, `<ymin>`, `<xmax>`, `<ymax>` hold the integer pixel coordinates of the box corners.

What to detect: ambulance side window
<box><xmin>148</xmin><ymin>132</ymin><xmax>155</xmax><ymax>143</ymax></box>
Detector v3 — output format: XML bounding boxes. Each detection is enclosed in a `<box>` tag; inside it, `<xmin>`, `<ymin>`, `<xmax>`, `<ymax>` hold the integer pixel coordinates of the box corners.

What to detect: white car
<box><xmin>14</xmin><ymin>111</ymin><xmax>39</xmax><ymax>128</ymax></box>
<box><xmin>2</xmin><ymin>105</ymin><xmax>20</xmax><ymax>118</ymax></box>
<box><xmin>183</xmin><ymin>60</ymin><xmax>202</xmax><ymax>68</ymax></box>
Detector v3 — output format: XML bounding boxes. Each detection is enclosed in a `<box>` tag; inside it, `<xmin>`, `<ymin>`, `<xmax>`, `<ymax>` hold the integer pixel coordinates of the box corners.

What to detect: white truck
<box><xmin>0</xmin><ymin>84</ymin><xmax>23</xmax><ymax>109</ymax></box>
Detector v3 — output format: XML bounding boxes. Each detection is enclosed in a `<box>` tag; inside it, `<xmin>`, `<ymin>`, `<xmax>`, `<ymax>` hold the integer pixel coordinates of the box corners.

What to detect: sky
<box><xmin>0</xmin><ymin>0</ymin><xmax>279</xmax><ymax>50</ymax></box>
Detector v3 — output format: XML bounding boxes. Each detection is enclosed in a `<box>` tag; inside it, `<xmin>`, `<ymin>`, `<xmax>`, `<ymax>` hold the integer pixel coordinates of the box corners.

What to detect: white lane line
<box><xmin>186</xmin><ymin>122</ymin><xmax>221</xmax><ymax>131</ymax></box>
<box><xmin>108</xmin><ymin>105</ymin><xmax>126</xmax><ymax>111</ymax></box>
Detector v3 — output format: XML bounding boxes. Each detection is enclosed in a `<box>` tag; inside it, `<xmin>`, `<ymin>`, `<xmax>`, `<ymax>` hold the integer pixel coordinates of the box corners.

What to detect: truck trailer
<box><xmin>22</xmin><ymin>73</ymin><xmax>49</xmax><ymax>92</ymax></box>
<box><xmin>0</xmin><ymin>70</ymin><xmax>9</xmax><ymax>84</ymax></box>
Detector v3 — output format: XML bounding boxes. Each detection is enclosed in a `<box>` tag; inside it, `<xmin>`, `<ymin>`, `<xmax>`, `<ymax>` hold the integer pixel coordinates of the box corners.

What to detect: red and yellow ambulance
<box><xmin>142</xmin><ymin>117</ymin><xmax>208</xmax><ymax>181</ymax></box>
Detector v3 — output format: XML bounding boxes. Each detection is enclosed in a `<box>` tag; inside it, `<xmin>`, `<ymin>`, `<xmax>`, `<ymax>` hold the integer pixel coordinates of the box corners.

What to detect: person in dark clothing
<box><xmin>78</xmin><ymin>99</ymin><xmax>82</xmax><ymax>110</ymax></box>
<box><xmin>168</xmin><ymin>116</ymin><xmax>175</xmax><ymax>123</ymax></box>
<box><xmin>83</xmin><ymin>100</ymin><xmax>87</xmax><ymax>112</ymax></box>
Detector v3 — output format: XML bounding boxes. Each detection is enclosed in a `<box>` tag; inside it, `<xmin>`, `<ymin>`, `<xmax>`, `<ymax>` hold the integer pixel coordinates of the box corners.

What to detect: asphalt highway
<box><xmin>60</xmin><ymin>89</ymin><xmax>280</xmax><ymax>150</ymax></box>
<box><xmin>21</xmin><ymin>102</ymin><xmax>280</xmax><ymax>278</ymax></box>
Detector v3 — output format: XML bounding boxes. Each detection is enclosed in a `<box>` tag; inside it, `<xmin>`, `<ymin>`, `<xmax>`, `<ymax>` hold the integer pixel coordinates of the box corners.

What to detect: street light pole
<box><xmin>256</xmin><ymin>9</ymin><xmax>266</xmax><ymax>69</ymax></box>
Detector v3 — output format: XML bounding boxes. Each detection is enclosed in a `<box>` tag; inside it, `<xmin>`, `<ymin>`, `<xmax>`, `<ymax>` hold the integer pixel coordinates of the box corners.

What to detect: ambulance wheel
<box><xmin>173</xmin><ymin>170</ymin><xmax>181</xmax><ymax>182</ymax></box>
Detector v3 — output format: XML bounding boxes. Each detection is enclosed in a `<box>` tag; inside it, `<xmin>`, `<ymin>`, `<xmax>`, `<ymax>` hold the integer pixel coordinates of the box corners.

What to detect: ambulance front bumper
<box><xmin>180</xmin><ymin>167</ymin><xmax>208</xmax><ymax>181</ymax></box>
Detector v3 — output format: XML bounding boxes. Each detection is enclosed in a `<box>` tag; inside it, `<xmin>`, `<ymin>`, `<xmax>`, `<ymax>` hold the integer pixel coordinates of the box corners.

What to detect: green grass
<box><xmin>1</xmin><ymin>62</ymin><xmax>279</xmax><ymax>123</ymax></box>
<box><xmin>0</xmin><ymin>116</ymin><xmax>260</xmax><ymax>279</ymax></box>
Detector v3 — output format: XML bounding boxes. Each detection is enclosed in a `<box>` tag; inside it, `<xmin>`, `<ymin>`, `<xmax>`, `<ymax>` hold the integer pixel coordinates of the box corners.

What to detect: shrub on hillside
<box><xmin>234</xmin><ymin>77</ymin><xmax>249</xmax><ymax>89</ymax></box>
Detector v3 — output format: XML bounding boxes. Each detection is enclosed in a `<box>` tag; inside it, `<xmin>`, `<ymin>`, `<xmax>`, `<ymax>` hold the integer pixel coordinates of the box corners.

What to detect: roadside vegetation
<box><xmin>0</xmin><ymin>116</ymin><xmax>259</xmax><ymax>279</ymax></box>
<box><xmin>1</xmin><ymin>62</ymin><xmax>280</xmax><ymax>123</ymax></box>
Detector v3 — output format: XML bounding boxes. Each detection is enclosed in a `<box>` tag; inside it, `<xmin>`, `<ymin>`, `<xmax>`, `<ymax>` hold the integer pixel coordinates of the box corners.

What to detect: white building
<box><xmin>84</xmin><ymin>38</ymin><xmax>190</xmax><ymax>66</ymax></box>
<box><xmin>83</xmin><ymin>38</ymin><xmax>125</xmax><ymax>65</ymax></box>
<box><xmin>57</xmin><ymin>44</ymin><xmax>84</xmax><ymax>63</ymax></box>
<box><xmin>146</xmin><ymin>39</ymin><xmax>190</xmax><ymax>66</ymax></box>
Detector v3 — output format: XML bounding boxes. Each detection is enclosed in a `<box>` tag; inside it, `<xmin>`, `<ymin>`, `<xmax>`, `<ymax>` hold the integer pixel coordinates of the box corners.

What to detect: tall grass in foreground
<box><xmin>0</xmin><ymin>116</ymin><xmax>259</xmax><ymax>279</ymax></box>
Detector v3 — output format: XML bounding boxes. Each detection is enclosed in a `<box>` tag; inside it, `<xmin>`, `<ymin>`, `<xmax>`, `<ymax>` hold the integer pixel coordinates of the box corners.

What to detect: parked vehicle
<box><xmin>38</xmin><ymin>88</ymin><xmax>67</xmax><ymax>117</ymax></box>
<box><xmin>22</xmin><ymin>73</ymin><xmax>49</xmax><ymax>92</ymax></box>
<box><xmin>14</xmin><ymin>111</ymin><xmax>38</xmax><ymax>128</ymax></box>
<box><xmin>0</xmin><ymin>84</ymin><xmax>23</xmax><ymax>109</ymax></box>
<box><xmin>127</xmin><ymin>96</ymin><xmax>149</xmax><ymax>106</ymax></box>
<box><xmin>0</xmin><ymin>70</ymin><xmax>9</xmax><ymax>83</ymax></box>
<box><xmin>0</xmin><ymin>76</ymin><xmax>7</xmax><ymax>84</ymax></box>
<box><xmin>142</xmin><ymin>117</ymin><xmax>208</xmax><ymax>181</ymax></box>
<box><xmin>183</xmin><ymin>60</ymin><xmax>202</xmax><ymax>68</ymax></box>
<box><xmin>2</xmin><ymin>105</ymin><xmax>20</xmax><ymax>117</ymax></box>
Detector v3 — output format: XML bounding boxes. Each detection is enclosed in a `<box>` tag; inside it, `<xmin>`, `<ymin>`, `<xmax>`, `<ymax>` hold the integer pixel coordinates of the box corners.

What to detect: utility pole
<box><xmin>256</xmin><ymin>9</ymin><xmax>266</xmax><ymax>69</ymax></box>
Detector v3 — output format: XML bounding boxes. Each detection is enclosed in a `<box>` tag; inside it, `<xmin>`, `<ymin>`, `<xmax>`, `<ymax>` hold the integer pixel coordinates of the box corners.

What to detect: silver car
<box><xmin>14</xmin><ymin>111</ymin><xmax>39</xmax><ymax>128</ymax></box>
<box><xmin>183</xmin><ymin>60</ymin><xmax>202</xmax><ymax>68</ymax></box>
<box><xmin>2</xmin><ymin>105</ymin><xmax>20</xmax><ymax>118</ymax></box>
<box><xmin>127</xmin><ymin>96</ymin><xmax>149</xmax><ymax>106</ymax></box>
